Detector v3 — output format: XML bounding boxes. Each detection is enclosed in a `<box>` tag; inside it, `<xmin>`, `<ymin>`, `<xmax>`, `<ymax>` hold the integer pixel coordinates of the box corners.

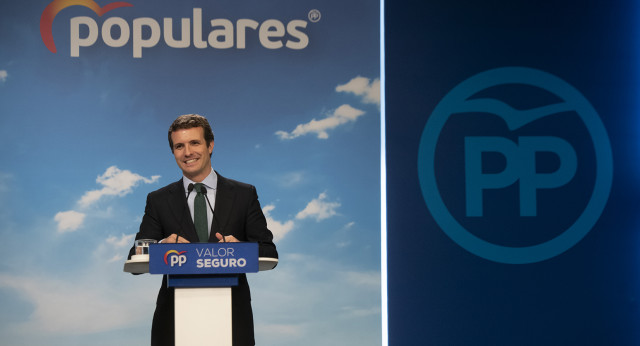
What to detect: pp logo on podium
<box><xmin>164</xmin><ymin>250</ymin><xmax>187</xmax><ymax>267</ymax></box>
<box><xmin>417</xmin><ymin>67</ymin><xmax>613</xmax><ymax>264</ymax></box>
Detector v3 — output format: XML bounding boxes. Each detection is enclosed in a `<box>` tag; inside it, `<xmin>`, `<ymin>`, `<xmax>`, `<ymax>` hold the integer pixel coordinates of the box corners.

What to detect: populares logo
<box><xmin>40</xmin><ymin>0</ymin><xmax>313</xmax><ymax>58</ymax></box>
<box><xmin>40</xmin><ymin>0</ymin><xmax>133</xmax><ymax>53</ymax></box>
<box><xmin>164</xmin><ymin>250</ymin><xmax>187</xmax><ymax>267</ymax></box>
<box><xmin>417</xmin><ymin>67</ymin><xmax>613</xmax><ymax>264</ymax></box>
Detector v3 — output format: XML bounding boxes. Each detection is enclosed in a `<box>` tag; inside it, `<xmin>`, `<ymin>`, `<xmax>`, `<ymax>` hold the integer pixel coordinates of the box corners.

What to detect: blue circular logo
<box><xmin>417</xmin><ymin>67</ymin><xmax>613</xmax><ymax>264</ymax></box>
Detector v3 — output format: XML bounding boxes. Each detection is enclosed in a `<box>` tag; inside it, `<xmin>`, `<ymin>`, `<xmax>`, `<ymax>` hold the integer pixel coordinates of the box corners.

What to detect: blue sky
<box><xmin>0</xmin><ymin>0</ymin><xmax>381</xmax><ymax>345</ymax></box>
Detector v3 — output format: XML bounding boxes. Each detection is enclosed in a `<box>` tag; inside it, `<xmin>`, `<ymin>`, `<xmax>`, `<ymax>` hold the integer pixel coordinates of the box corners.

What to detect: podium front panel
<box><xmin>149</xmin><ymin>242</ymin><xmax>259</xmax><ymax>275</ymax></box>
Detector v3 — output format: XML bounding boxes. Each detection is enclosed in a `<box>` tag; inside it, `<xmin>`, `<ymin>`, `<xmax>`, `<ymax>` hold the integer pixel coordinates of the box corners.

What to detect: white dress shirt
<box><xmin>182</xmin><ymin>168</ymin><xmax>217</xmax><ymax>237</ymax></box>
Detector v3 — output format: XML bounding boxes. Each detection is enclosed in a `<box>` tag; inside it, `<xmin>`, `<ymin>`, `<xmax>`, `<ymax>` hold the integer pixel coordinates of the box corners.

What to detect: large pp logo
<box><xmin>164</xmin><ymin>250</ymin><xmax>187</xmax><ymax>267</ymax></box>
<box><xmin>417</xmin><ymin>67</ymin><xmax>612</xmax><ymax>264</ymax></box>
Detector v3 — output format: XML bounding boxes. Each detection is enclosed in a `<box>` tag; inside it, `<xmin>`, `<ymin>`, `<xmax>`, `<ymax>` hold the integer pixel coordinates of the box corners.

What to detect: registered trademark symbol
<box><xmin>308</xmin><ymin>9</ymin><xmax>321</xmax><ymax>22</ymax></box>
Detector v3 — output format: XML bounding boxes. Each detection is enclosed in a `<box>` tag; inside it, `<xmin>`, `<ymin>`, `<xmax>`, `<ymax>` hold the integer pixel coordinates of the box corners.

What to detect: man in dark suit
<box><xmin>130</xmin><ymin>114</ymin><xmax>278</xmax><ymax>346</ymax></box>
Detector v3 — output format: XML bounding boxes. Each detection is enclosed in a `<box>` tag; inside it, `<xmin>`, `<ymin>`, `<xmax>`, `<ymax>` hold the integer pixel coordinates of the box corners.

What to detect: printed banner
<box><xmin>0</xmin><ymin>1</ymin><xmax>381</xmax><ymax>345</ymax></box>
<box><xmin>149</xmin><ymin>243</ymin><xmax>259</xmax><ymax>275</ymax></box>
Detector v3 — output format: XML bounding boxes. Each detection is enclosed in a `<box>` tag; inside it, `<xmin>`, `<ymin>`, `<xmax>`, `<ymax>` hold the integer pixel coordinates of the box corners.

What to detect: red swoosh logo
<box><xmin>40</xmin><ymin>0</ymin><xmax>133</xmax><ymax>53</ymax></box>
<box><xmin>163</xmin><ymin>250</ymin><xmax>187</xmax><ymax>265</ymax></box>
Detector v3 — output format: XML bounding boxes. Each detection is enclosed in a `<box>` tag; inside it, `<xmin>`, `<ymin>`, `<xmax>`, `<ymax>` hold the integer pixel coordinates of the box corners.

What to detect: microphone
<box><xmin>200</xmin><ymin>186</ymin><xmax>225</xmax><ymax>243</ymax></box>
<box><xmin>186</xmin><ymin>183</ymin><xmax>194</xmax><ymax>199</ymax></box>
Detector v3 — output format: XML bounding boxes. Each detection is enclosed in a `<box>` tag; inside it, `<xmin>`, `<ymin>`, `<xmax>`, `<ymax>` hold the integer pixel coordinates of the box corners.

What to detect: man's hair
<box><xmin>168</xmin><ymin>114</ymin><xmax>215</xmax><ymax>153</ymax></box>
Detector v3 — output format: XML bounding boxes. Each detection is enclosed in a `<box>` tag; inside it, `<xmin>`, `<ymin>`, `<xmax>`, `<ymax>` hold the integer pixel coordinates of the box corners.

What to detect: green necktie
<box><xmin>193</xmin><ymin>183</ymin><xmax>208</xmax><ymax>242</ymax></box>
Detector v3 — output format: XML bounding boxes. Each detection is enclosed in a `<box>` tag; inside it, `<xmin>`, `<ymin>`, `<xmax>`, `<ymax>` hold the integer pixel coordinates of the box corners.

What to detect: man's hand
<box><xmin>216</xmin><ymin>232</ymin><xmax>239</xmax><ymax>242</ymax></box>
<box><xmin>162</xmin><ymin>233</ymin><xmax>190</xmax><ymax>243</ymax></box>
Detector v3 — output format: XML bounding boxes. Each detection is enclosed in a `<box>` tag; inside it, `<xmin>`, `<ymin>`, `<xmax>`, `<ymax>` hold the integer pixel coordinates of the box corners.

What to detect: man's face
<box><xmin>171</xmin><ymin>127</ymin><xmax>214</xmax><ymax>182</ymax></box>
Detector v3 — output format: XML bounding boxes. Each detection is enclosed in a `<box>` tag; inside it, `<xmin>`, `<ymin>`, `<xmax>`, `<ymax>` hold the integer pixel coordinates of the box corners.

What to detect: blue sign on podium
<box><xmin>148</xmin><ymin>242</ymin><xmax>259</xmax><ymax>275</ymax></box>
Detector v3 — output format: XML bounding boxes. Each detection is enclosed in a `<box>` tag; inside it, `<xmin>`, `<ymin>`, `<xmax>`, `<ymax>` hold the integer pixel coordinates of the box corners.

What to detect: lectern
<box><xmin>124</xmin><ymin>242</ymin><xmax>277</xmax><ymax>346</ymax></box>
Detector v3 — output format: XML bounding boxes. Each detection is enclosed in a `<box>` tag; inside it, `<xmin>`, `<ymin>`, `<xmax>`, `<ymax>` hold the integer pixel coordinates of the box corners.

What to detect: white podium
<box><xmin>124</xmin><ymin>243</ymin><xmax>277</xmax><ymax>346</ymax></box>
<box><xmin>175</xmin><ymin>286</ymin><xmax>232</xmax><ymax>345</ymax></box>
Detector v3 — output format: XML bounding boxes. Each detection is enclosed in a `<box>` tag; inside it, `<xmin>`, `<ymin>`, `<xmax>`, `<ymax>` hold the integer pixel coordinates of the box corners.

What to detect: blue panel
<box><xmin>168</xmin><ymin>274</ymin><xmax>239</xmax><ymax>288</ymax></box>
<box><xmin>385</xmin><ymin>0</ymin><xmax>640</xmax><ymax>345</ymax></box>
<box><xmin>148</xmin><ymin>243</ymin><xmax>259</xmax><ymax>275</ymax></box>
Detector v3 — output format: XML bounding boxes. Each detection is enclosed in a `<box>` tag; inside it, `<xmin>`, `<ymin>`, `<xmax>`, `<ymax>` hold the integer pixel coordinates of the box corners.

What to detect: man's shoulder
<box><xmin>217</xmin><ymin>173</ymin><xmax>254</xmax><ymax>191</ymax></box>
<box><xmin>148</xmin><ymin>179</ymin><xmax>183</xmax><ymax>197</ymax></box>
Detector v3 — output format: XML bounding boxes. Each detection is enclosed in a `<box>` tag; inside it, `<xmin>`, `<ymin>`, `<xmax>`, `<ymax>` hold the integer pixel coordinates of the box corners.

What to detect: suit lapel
<box><xmin>210</xmin><ymin>173</ymin><xmax>234</xmax><ymax>241</ymax></box>
<box><xmin>167</xmin><ymin>179</ymin><xmax>199</xmax><ymax>243</ymax></box>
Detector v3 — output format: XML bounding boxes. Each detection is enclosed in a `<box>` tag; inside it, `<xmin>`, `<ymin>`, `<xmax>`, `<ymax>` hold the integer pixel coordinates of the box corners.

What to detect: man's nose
<box><xmin>184</xmin><ymin>145</ymin><xmax>192</xmax><ymax>156</ymax></box>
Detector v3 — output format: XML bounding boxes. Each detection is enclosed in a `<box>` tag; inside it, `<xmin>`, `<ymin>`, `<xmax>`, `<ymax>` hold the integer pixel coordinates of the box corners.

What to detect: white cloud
<box><xmin>0</xmin><ymin>274</ymin><xmax>121</xmax><ymax>334</ymax></box>
<box><xmin>278</xmin><ymin>171</ymin><xmax>304</xmax><ymax>187</ymax></box>
<box><xmin>342</xmin><ymin>270</ymin><xmax>380</xmax><ymax>288</ymax></box>
<box><xmin>0</xmin><ymin>269</ymin><xmax>157</xmax><ymax>337</ymax></box>
<box><xmin>275</xmin><ymin>104</ymin><xmax>365</xmax><ymax>140</ymax></box>
<box><xmin>275</xmin><ymin>75</ymin><xmax>379</xmax><ymax>141</ymax></box>
<box><xmin>54</xmin><ymin>210</ymin><xmax>86</xmax><ymax>233</ymax></box>
<box><xmin>262</xmin><ymin>192</ymin><xmax>341</xmax><ymax>241</ymax></box>
<box><xmin>295</xmin><ymin>192</ymin><xmax>340</xmax><ymax>221</ymax></box>
<box><xmin>96</xmin><ymin>234</ymin><xmax>135</xmax><ymax>263</ymax></box>
<box><xmin>0</xmin><ymin>227</ymin><xmax>158</xmax><ymax>342</ymax></box>
<box><xmin>0</xmin><ymin>70</ymin><xmax>7</xmax><ymax>83</ymax></box>
<box><xmin>263</xmin><ymin>204</ymin><xmax>294</xmax><ymax>242</ymax></box>
<box><xmin>336</xmin><ymin>76</ymin><xmax>380</xmax><ymax>106</ymax></box>
<box><xmin>251</xmin><ymin>253</ymin><xmax>381</xmax><ymax>346</ymax></box>
<box><xmin>78</xmin><ymin>166</ymin><xmax>160</xmax><ymax>208</ymax></box>
<box><xmin>53</xmin><ymin>167</ymin><xmax>158</xmax><ymax>233</ymax></box>
<box><xmin>107</xmin><ymin>254</ymin><xmax>124</xmax><ymax>263</ymax></box>
<box><xmin>106</xmin><ymin>233</ymin><xmax>135</xmax><ymax>248</ymax></box>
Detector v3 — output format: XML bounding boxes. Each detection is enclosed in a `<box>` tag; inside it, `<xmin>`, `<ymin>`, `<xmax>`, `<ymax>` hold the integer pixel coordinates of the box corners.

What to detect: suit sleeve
<box><xmin>127</xmin><ymin>193</ymin><xmax>165</xmax><ymax>259</ymax></box>
<box><xmin>244</xmin><ymin>186</ymin><xmax>278</xmax><ymax>259</ymax></box>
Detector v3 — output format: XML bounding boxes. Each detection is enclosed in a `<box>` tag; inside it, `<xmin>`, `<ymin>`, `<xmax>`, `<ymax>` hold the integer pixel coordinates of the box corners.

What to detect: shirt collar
<box><xmin>182</xmin><ymin>168</ymin><xmax>217</xmax><ymax>194</ymax></box>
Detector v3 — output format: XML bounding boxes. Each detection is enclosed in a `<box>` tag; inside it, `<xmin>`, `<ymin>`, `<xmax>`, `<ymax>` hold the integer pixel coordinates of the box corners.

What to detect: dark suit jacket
<box><xmin>129</xmin><ymin>172</ymin><xmax>278</xmax><ymax>346</ymax></box>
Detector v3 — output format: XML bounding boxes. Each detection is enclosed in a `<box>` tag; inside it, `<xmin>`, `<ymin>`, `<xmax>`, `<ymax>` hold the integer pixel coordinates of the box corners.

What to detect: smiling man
<box><xmin>130</xmin><ymin>114</ymin><xmax>278</xmax><ymax>346</ymax></box>
<box><xmin>171</xmin><ymin>127</ymin><xmax>213</xmax><ymax>183</ymax></box>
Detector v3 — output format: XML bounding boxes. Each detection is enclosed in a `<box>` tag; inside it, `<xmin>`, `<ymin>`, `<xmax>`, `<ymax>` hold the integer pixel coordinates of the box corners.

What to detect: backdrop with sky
<box><xmin>0</xmin><ymin>1</ymin><xmax>381</xmax><ymax>345</ymax></box>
